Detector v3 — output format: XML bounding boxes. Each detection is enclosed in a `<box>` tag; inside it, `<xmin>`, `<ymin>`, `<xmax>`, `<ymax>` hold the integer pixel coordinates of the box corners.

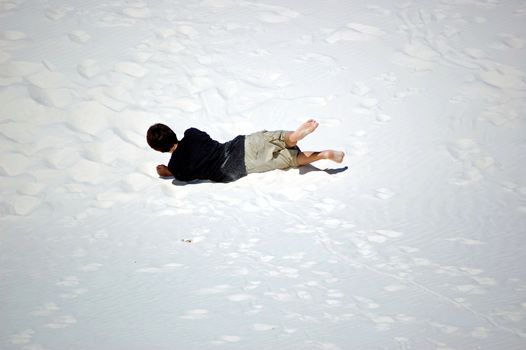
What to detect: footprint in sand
<box><xmin>122</xmin><ymin>173</ymin><xmax>152</xmax><ymax>192</ymax></box>
<box><xmin>295</xmin><ymin>52</ymin><xmax>336</xmax><ymax>65</ymax></box>
<box><xmin>361</xmin><ymin>97</ymin><xmax>379</xmax><ymax>108</ymax></box>
<box><xmin>296</xmin><ymin>290</ymin><xmax>312</xmax><ymax>300</ymax></box>
<box><xmin>26</xmin><ymin>71</ymin><xmax>74</xmax><ymax>106</ymax></box>
<box><xmin>68</xmin><ymin>159</ymin><xmax>105</xmax><ymax>185</ymax></box>
<box><xmin>11</xmin><ymin>195</ymin><xmax>42</xmax><ymax>216</ymax></box>
<box><xmin>428</xmin><ymin>321</ymin><xmax>459</xmax><ymax>335</ymax></box>
<box><xmin>18</xmin><ymin>183</ymin><xmax>46</xmax><ymax>197</ymax></box>
<box><xmin>350</xmin><ymin>81</ymin><xmax>371</xmax><ymax>96</ymax></box>
<box><xmin>377</xmin><ymin>229</ymin><xmax>403</xmax><ymax>238</ymax></box>
<box><xmin>0</xmin><ymin>60</ymin><xmax>42</xmax><ymax>77</ymax></box>
<box><xmin>180</xmin><ymin>309</ymin><xmax>209</xmax><ymax>320</ymax></box>
<box><xmin>376</xmin><ymin>113</ymin><xmax>392</xmax><ymax>122</ymax></box>
<box><xmin>392</xmin><ymin>43</ymin><xmax>440</xmax><ymax>71</ymax></box>
<box><xmin>375</xmin><ymin>188</ymin><xmax>394</xmax><ymax>199</ymax></box>
<box><xmin>114</xmin><ymin>61</ymin><xmax>148</xmax><ymax>78</ymax></box>
<box><xmin>136</xmin><ymin>263</ymin><xmax>183</xmax><ymax>274</ymax></box>
<box><xmin>264</xmin><ymin>291</ymin><xmax>294</xmax><ymax>302</ymax></box>
<box><xmin>197</xmin><ymin>284</ymin><xmax>232</xmax><ymax>295</ymax></box>
<box><xmin>227</xmin><ymin>294</ymin><xmax>255</xmax><ymax>302</ymax></box>
<box><xmin>252</xmin><ymin>323</ymin><xmax>276</xmax><ymax>331</ymax></box>
<box><xmin>46</xmin><ymin>7</ymin><xmax>73</xmax><ymax>21</ymax></box>
<box><xmin>133</xmin><ymin>50</ymin><xmax>153</xmax><ymax>64</ymax></box>
<box><xmin>31</xmin><ymin>302</ymin><xmax>60</xmax><ymax>316</ymax></box>
<box><xmin>187</xmin><ymin>75</ymin><xmax>215</xmax><ymax>94</ymax></box>
<box><xmin>327</xmin><ymin>290</ymin><xmax>344</xmax><ymax>299</ymax></box>
<box><xmin>9</xmin><ymin>329</ymin><xmax>35</xmax><ymax>345</ymax></box>
<box><xmin>478</xmin><ymin>64</ymin><xmax>526</xmax><ymax>90</ymax></box>
<box><xmin>367</xmin><ymin>5</ymin><xmax>392</xmax><ymax>16</ymax></box>
<box><xmin>453</xmin><ymin>284</ymin><xmax>487</xmax><ymax>295</ymax></box>
<box><xmin>369</xmin><ymin>314</ymin><xmax>396</xmax><ymax>331</ymax></box>
<box><xmin>1</xmin><ymin>30</ymin><xmax>27</xmax><ymax>41</ymax></box>
<box><xmin>326</xmin><ymin>23</ymin><xmax>386</xmax><ymax>44</ymax></box>
<box><xmin>68</xmin><ymin>30</ymin><xmax>91</xmax><ymax>44</ymax></box>
<box><xmin>44</xmin><ymin>315</ymin><xmax>77</xmax><ymax>329</ymax></box>
<box><xmin>445</xmin><ymin>237</ymin><xmax>486</xmax><ymax>245</ymax></box>
<box><xmin>447</xmin><ymin>138</ymin><xmax>479</xmax><ymax>161</ymax></box>
<box><xmin>1</xmin><ymin>152</ymin><xmax>31</xmax><ymax>176</ymax></box>
<box><xmin>68</xmin><ymin>101</ymin><xmax>111</xmax><ymax>135</ymax></box>
<box><xmin>200</xmin><ymin>0</ymin><xmax>238</xmax><ymax>8</ymax></box>
<box><xmin>0</xmin><ymin>52</ymin><xmax>10</xmax><ymax>64</ymax></box>
<box><xmin>349</xmin><ymin>141</ymin><xmax>369</xmax><ymax>157</ymax></box>
<box><xmin>354</xmin><ymin>295</ymin><xmax>381</xmax><ymax>309</ymax></box>
<box><xmin>313</xmin><ymin>198</ymin><xmax>345</xmax><ymax>213</ymax></box>
<box><xmin>248</xmin><ymin>3</ymin><xmax>299</xmax><ymax>24</ymax></box>
<box><xmin>28</xmin><ymin>85</ymin><xmax>73</xmax><ymax>108</ymax></box>
<box><xmin>471</xmin><ymin>327</ymin><xmax>491</xmax><ymax>339</ymax></box>
<box><xmin>171</xmin><ymin>98</ymin><xmax>202</xmax><ymax>113</ymax></box>
<box><xmin>77</xmin><ymin>59</ymin><xmax>102</xmax><ymax>79</ymax></box>
<box><xmin>123</xmin><ymin>6</ymin><xmax>151</xmax><ymax>19</ymax></box>
<box><xmin>56</xmin><ymin>276</ymin><xmax>80</xmax><ymax>287</ymax></box>
<box><xmin>384</xmin><ymin>284</ymin><xmax>407</xmax><ymax>292</ymax></box>
<box><xmin>79</xmin><ymin>263</ymin><xmax>103</xmax><ymax>272</ymax></box>
<box><xmin>375</xmin><ymin>71</ymin><xmax>398</xmax><ymax>84</ymax></box>
<box><xmin>176</xmin><ymin>24</ymin><xmax>200</xmax><ymax>39</ymax></box>
<box><xmin>482</xmin><ymin>103</ymin><xmax>519</xmax><ymax>126</ymax></box>
<box><xmin>242</xmin><ymin>71</ymin><xmax>289</xmax><ymax>89</ymax></box>
<box><xmin>499</xmin><ymin>34</ymin><xmax>525</xmax><ymax>49</ymax></box>
<box><xmin>218</xmin><ymin>335</ymin><xmax>241</xmax><ymax>343</ymax></box>
<box><xmin>55</xmin><ymin>276</ymin><xmax>88</xmax><ymax>300</ymax></box>
<box><xmin>154</xmin><ymin>28</ymin><xmax>177</xmax><ymax>39</ymax></box>
<box><xmin>517</xmin><ymin>187</ymin><xmax>526</xmax><ymax>200</ymax></box>
<box><xmin>463</xmin><ymin>47</ymin><xmax>486</xmax><ymax>59</ymax></box>
<box><xmin>514</xmin><ymin>5</ymin><xmax>526</xmax><ymax>15</ymax></box>
<box><xmin>447</xmin><ymin>138</ymin><xmax>495</xmax><ymax>185</ymax></box>
<box><xmin>88</xmin><ymin>85</ymin><xmax>135</xmax><ymax>111</ymax></box>
<box><xmin>97</xmin><ymin>13</ymin><xmax>136</xmax><ymax>28</ymax></box>
<box><xmin>60</xmin><ymin>287</ymin><xmax>88</xmax><ymax>300</ymax></box>
<box><xmin>26</xmin><ymin>69</ymin><xmax>73</xmax><ymax>89</ymax></box>
<box><xmin>367</xmin><ymin>230</ymin><xmax>402</xmax><ymax>243</ymax></box>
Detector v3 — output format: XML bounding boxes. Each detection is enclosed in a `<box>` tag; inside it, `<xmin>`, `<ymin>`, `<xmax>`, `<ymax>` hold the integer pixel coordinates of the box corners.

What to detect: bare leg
<box><xmin>284</xmin><ymin>119</ymin><xmax>319</xmax><ymax>147</ymax></box>
<box><xmin>297</xmin><ymin>150</ymin><xmax>345</xmax><ymax>166</ymax></box>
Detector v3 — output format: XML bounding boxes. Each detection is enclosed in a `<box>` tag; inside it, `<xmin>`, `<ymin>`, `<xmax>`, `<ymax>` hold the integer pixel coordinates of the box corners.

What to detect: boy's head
<box><xmin>147</xmin><ymin>123</ymin><xmax>178</xmax><ymax>152</ymax></box>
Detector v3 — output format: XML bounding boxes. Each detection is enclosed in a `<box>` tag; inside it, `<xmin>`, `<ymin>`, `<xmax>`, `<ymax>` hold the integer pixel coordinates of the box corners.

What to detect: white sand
<box><xmin>1</xmin><ymin>0</ymin><xmax>526</xmax><ymax>349</ymax></box>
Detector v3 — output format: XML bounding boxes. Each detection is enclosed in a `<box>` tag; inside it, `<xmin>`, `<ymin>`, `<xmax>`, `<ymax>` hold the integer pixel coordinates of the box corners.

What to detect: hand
<box><xmin>156</xmin><ymin>164</ymin><xmax>173</xmax><ymax>177</ymax></box>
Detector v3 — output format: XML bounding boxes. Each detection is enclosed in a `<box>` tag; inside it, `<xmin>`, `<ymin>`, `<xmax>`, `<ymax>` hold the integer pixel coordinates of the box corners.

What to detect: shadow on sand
<box><xmin>163</xmin><ymin>165</ymin><xmax>349</xmax><ymax>186</ymax></box>
<box><xmin>299</xmin><ymin>164</ymin><xmax>349</xmax><ymax>175</ymax></box>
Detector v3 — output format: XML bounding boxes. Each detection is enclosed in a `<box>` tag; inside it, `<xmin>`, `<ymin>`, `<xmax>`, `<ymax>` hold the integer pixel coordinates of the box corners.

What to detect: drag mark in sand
<box><xmin>321</xmin><ymin>234</ymin><xmax>526</xmax><ymax>339</ymax></box>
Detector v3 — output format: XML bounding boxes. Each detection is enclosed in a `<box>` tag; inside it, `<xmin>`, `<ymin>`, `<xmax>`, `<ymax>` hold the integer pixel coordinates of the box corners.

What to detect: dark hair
<box><xmin>146</xmin><ymin>123</ymin><xmax>178</xmax><ymax>152</ymax></box>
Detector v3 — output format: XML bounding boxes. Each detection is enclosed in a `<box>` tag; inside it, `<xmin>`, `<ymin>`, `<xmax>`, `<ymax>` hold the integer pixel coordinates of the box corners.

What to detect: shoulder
<box><xmin>186</xmin><ymin>127</ymin><xmax>200</xmax><ymax>133</ymax></box>
<box><xmin>185</xmin><ymin>127</ymin><xmax>211</xmax><ymax>139</ymax></box>
<box><xmin>185</xmin><ymin>127</ymin><xmax>205</xmax><ymax>135</ymax></box>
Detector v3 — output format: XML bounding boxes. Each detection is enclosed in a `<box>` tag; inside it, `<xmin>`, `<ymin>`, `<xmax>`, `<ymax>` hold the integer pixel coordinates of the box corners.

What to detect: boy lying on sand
<box><xmin>146</xmin><ymin>119</ymin><xmax>345</xmax><ymax>183</ymax></box>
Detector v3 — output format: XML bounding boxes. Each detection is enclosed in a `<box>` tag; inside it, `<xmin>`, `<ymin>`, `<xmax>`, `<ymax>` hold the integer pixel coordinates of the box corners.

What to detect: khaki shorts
<box><xmin>244</xmin><ymin>130</ymin><xmax>299</xmax><ymax>174</ymax></box>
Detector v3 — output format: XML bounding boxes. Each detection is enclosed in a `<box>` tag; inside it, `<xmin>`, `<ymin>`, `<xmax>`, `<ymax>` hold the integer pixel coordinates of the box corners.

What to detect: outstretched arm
<box><xmin>156</xmin><ymin>164</ymin><xmax>173</xmax><ymax>177</ymax></box>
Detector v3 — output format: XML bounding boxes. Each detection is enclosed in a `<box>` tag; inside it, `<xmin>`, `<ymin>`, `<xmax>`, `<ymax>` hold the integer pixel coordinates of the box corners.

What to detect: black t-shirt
<box><xmin>168</xmin><ymin>128</ymin><xmax>247</xmax><ymax>183</ymax></box>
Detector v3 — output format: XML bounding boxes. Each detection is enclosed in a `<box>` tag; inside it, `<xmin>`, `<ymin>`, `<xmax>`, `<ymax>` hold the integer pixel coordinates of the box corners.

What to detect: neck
<box><xmin>169</xmin><ymin>144</ymin><xmax>178</xmax><ymax>153</ymax></box>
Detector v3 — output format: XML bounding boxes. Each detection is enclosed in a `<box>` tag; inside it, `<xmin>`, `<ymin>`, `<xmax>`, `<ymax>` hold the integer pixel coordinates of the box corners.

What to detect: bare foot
<box><xmin>156</xmin><ymin>164</ymin><xmax>173</xmax><ymax>177</ymax></box>
<box><xmin>321</xmin><ymin>150</ymin><xmax>345</xmax><ymax>163</ymax></box>
<box><xmin>288</xmin><ymin>119</ymin><xmax>319</xmax><ymax>144</ymax></box>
